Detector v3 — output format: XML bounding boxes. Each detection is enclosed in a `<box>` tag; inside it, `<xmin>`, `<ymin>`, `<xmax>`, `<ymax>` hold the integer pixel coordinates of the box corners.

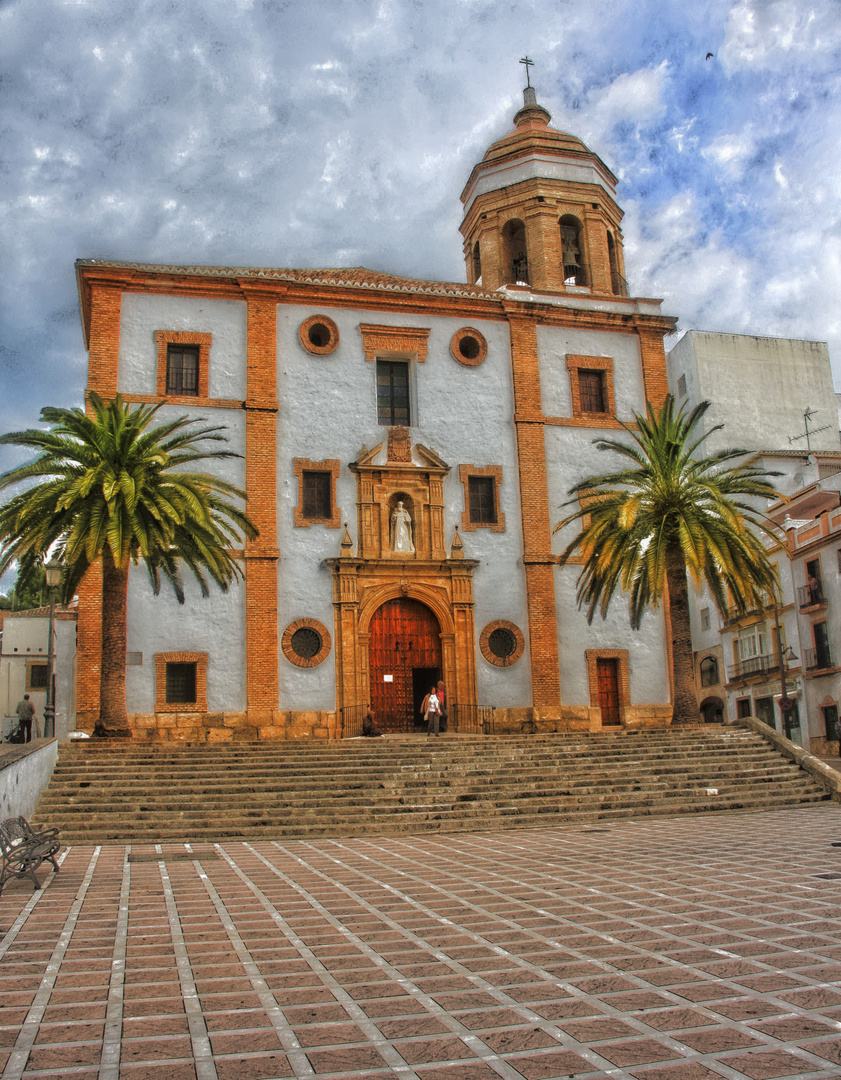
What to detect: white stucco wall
<box><xmin>276</xmin><ymin>303</ymin><xmax>531</xmax><ymax>709</ymax></box>
<box><xmin>125</xmin><ymin>567</ymin><xmax>246</xmax><ymax>714</ymax></box>
<box><xmin>667</xmin><ymin>331</ymin><xmax>839</xmax><ymax>455</ymax></box>
<box><xmin>0</xmin><ymin>741</ymin><xmax>58</xmax><ymax>820</ymax></box>
<box><xmin>538</xmin><ymin>325</ymin><xmax>647</xmax><ymax>419</ymax></box>
<box><xmin>117</xmin><ymin>293</ymin><xmax>248</xmax><ymax>400</ymax></box>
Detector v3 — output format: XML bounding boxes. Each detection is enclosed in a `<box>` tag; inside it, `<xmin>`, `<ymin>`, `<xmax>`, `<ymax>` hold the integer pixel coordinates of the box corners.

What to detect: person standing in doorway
<box><xmin>16</xmin><ymin>694</ymin><xmax>35</xmax><ymax>743</ymax></box>
<box><xmin>425</xmin><ymin>686</ymin><xmax>441</xmax><ymax>736</ymax></box>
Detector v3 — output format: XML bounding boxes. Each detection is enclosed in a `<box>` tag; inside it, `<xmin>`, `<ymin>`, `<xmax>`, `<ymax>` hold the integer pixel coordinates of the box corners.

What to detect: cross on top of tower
<box><xmin>519</xmin><ymin>56</ymin><xmax>534</xmax><ymax>88</ymax></box>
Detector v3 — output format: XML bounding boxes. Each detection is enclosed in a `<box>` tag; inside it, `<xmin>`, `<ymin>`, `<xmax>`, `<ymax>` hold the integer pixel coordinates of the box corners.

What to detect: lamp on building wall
<box><xmin>43</xmin><ymin>555</ymin><xmax>63</xmax><ymax>740</ymax></box>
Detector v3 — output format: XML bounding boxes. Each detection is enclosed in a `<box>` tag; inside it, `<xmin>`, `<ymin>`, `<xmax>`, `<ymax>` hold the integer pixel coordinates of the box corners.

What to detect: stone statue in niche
<box><xmin>390</xmin><ymin>501</ymin><xmax>415</xmax><ymax>554</ymax></box>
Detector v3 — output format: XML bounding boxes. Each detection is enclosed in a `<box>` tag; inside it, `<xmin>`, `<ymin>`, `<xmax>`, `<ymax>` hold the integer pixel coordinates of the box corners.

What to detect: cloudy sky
<box><xmin>1</xmin><ymin>0</ymin><xmax>840</xmax><ymax>458</ymax></box>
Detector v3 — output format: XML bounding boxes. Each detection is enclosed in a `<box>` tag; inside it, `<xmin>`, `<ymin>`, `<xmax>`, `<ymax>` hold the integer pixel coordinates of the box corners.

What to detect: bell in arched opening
<box><xmin>560</xmin><ymin>216</ymin><xmax>587</xmax><ymax>286</ymax></box>
<box><xmin>502</xmin><ymin>219</ymin><xmax>529</xmax><ymax>285</ymax></box>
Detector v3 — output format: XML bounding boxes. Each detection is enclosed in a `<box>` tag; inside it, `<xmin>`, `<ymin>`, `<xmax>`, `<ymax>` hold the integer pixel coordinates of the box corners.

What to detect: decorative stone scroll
<box><xmin>359</xmin><ymin>323</ymin><xmax>430</xmax><ymax>363</ymax></box>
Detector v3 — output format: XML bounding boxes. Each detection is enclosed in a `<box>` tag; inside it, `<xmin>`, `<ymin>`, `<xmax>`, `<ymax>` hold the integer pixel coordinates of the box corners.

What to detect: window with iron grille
<box><xmin>165</xmin><ymin>661</ymin><xmax>197</xmax><ymax>704</ymax></box>
<box><xmin>468</xmin><ymin>476</ymin><xmax>497</xmax><ymax>525</ymax></box>
<box><xmin>578</xmin><ymin>369</ymin><xmax>606</xmax><ymax>413</ymax></box>
<box><xmin>166</xmin><ymin>346</ymin><xmax>199</xmax><ymax>396</ymax></box>
<box><xmin>376</xmin><ymin>360</ymin><xmax>410</xmax><ymax>426</ymax></box>
<box><xmin>302</xmin><ymin>471</ymin><xmax>332</xmax><ymax>520</ymax></box>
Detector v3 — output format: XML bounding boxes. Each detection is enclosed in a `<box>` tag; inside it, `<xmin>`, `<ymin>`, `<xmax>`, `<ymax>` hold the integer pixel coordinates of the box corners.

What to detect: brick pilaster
<box><xmin>240</xmin><ymin>285</ymin><xmax>281</xmax><ymax>717</ymax></box>
<box><xmin>507</xmin><ymin>310</ymin><xmax>561</xmax><ymax>715</ymax></box>
<box><xmin>637</xmin><ymin>326</ymin><xmax>671</xmax><ymax>410</ymax></box>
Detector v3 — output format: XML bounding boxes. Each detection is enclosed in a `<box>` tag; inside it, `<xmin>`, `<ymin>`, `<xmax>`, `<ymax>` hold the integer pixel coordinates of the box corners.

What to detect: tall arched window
<box><xmin>472</xmin><ymin>240</ymin><xmax>482</xmax><ymax>284</ymax></box>
<box><xmin>559</xmin><ymin>215</ymin><xmax>587</xmax><ymax>286</ymax></box>
<box><xmin>502</xmin><ymin>219</ymin><xmax>529</xmax><ymax>285</ymax></box>
<box><xmin>700</xmin><ymin>656</ymin><xmax>719</xmax><ymax>687</ymax></box>
<box><xmin>607</xmin><ymin>231</ymin><xmax>625</xmax><ymax>295</ymax></box>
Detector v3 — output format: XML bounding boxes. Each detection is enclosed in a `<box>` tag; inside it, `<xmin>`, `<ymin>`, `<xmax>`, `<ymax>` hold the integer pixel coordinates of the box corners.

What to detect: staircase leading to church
<box><xmin>35</xmin><ymin>726</ymin><xmax>830</xmax><ymax>844</ymax></box>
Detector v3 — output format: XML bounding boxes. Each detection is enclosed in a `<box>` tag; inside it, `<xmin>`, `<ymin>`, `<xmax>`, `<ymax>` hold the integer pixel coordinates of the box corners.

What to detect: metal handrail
<box><xmin>805</xmin><ymin>646</ymin><xmax>833</xmax><ymax>671</ymax></box>
<box><xmin>726</xmin><ymin>653</ymin><xmax>779</xmax><ymax>681</ymax></box>
<box><xmin>798</xmin><ymin>583</ymin><xmax>826</xmax><ymax>608</ymax></box>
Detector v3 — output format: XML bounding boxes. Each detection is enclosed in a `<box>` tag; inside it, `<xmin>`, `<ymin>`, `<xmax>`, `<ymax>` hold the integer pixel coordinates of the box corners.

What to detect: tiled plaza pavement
<box><xmin>2</xmin><ymin>807</ymin><xmax>841</xmax><ymax>1080</ymax></box>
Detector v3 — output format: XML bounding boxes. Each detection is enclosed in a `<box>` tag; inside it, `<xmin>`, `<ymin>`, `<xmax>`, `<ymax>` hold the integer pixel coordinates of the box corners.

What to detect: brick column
<box><xmin>78</xmin><ymin>274</ymin><xmax>128</xmax><ymax>728</ymax></box>
<box><xmin>584</xmin><ymin>213</ymin><xmax>612</xmax><ymax>295</ymax></box>
<box><xmin>240</xmin><ymin>284</ymin><xmax>281</xmax><ymax>722</ymax></box>
<box><xmin>506</xmin><ymin>309</ymin><xmax>562</xmax><ymax>719</ymax></box>
<box><xmin>637</xmin><ymin>326</ymin><xmax>671</xmax><ymax>411</ymax></box>
<box><xmin>524</xmin><ymin>207</ymin><xmax>563</xmax><ymax>291</ymax></box>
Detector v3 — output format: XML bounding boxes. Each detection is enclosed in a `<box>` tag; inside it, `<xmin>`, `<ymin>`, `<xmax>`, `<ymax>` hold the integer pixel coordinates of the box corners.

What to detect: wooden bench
<box><xmin>0</xmin><ymin>817</ymin><xmax>61</xmax><ymax>896</ymax></box>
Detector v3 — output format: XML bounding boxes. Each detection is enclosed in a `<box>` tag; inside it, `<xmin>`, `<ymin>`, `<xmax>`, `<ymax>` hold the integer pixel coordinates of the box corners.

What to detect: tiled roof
<box><xmin>75</xmin><ymin>260</ymin><xmax>500</xmax><ymax>301</ymax></box>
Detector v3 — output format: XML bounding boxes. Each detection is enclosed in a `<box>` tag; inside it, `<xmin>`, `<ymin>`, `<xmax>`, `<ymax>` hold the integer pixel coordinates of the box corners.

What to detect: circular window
<box><xmin>282</xmin><ymin>618</ymin><xmax>332</xmax><ymax>668</ymax></box>
<box><xmin>479</xmin><ymin>620</ymin><xmax>525</xmax><ymax>668</ymax></box>
<box><xmin>299</xmin><ymin>314</ymin><xmax>339</xmax><ymax>356</ymax></box>
<box><xmin>488</xmin><ymin>627</ymin><xmax>517</xmax><ymax>659</ymax></box>
<box><xmin>450</xmin><ymin>326</ymin><xmax>488</xmax><ymax>367</ymax></box>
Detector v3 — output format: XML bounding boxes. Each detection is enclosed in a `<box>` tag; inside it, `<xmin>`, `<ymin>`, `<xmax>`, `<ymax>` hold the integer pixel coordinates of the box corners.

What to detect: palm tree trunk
<box><xmin>94</xmin><ymin>547</ymin><xmax>131</xmax><ymax>737</ymax></box>
<box><xmin>665</xmin><ymin>543</ymin><xmax>700</xmax><ymax>725</ymax></box>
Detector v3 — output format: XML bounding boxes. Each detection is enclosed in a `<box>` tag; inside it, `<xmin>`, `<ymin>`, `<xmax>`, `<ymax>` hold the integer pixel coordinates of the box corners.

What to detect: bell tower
<box><xmin>460</xmin><ymin>84</ymin><xmax>629</xmax><ymax>296</ymax></box>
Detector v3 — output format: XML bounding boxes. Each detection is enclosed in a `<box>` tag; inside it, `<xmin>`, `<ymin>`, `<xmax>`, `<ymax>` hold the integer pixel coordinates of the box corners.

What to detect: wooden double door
<box><xmin>369</xmin><ymin>598</ymin><xmax>442</xmax><ymax>732</ymax></box>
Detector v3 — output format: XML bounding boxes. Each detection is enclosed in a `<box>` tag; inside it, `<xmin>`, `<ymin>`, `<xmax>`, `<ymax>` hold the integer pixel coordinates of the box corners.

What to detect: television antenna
<box><xmin>788</xmin><ymin>408</ymin><xmax>832</xmax><ymax>452</ymax></box>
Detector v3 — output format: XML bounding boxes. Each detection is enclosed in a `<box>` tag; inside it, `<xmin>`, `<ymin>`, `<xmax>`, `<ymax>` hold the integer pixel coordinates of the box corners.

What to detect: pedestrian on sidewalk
<box><xmin>362</xmin><ymin>704</ymin><xmax>382</xmax><ymax>737</ymax></box>
<box><xmin>15</xmin><ymin>694</ymin><xmax>35</xmax><ymax>743</ymax></box>
<box><xmin>437</xmin><ymin>680</ymin><xmax>448</xmax><ymax>733</ymax></box>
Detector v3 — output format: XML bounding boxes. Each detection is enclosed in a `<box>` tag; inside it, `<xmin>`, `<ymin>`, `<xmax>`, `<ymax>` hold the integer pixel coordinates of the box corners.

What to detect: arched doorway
<box><xmin>369</xmin><ymin>598</ymin><xmax>442</xmax><ymax>732</ymax></box>
<box><xmin>700</xmin><ymin>696</ymin><xmax>724</xmax><ymax>724</ymax></box>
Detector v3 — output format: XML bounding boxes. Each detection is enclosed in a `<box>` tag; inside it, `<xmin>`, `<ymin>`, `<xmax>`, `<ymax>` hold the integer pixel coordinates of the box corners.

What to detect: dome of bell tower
<box><xmin>460</xmin><ymin>87</ymin><xmax>628</xmax><ymax>297</ymax></box>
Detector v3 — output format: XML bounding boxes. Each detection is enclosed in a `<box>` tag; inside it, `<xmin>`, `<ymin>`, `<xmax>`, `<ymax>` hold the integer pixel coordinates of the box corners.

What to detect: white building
<box><xmin>667</xmin><ymin>330</ymin><xmax>841</xmax><ymax>750</ymax></box>
<box><xmin>0</xmin><ymin>607</ymin><xmax>77</xmax><ymax>741</ymax></box>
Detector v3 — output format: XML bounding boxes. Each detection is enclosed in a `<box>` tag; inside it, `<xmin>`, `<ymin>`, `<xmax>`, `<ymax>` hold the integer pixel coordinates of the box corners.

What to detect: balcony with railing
<box><xmin>798</xmin><ymin>582</ymin><xmax>827</xmax><ymax>610</ymax></box>
<box><xmin>805</xmin><ymin>645</ymin><xmax>834</xmax><ymax>672</ymax></box>
<box><xmin>726</xmin><ymin>653</ymin><xmax>780</xmax><ymax>683</ymax></box>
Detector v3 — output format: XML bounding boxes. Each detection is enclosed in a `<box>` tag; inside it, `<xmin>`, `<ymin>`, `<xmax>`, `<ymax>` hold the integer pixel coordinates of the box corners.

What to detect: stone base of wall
<box><xmin>76</xmin><ymin>710</ymin><xmax>341</xmax><ymax>743</ymax></box>
<box><xmin>808</xmin><ymin>736</ymin><xmax>840</xmax><ymax>757</ymax></box>
<box><xmin>75</xmin><ymin>703</ymin><xmax>676</xmax><ymax>741</ymax></box>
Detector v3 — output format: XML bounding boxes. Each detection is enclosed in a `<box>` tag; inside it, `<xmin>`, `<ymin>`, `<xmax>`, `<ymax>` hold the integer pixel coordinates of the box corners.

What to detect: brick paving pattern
<box><xmin>2</xmin><ymin>805</ymin><xmax>841</xmax><ymax>1079</ymax></box>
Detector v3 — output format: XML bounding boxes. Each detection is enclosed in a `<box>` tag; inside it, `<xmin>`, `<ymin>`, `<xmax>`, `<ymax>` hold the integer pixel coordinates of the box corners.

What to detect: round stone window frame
<box><xmin>282</xmin><ymin>618</ymin><xmax>332</xmax><ymax>668</ymax></box>
<box><xmin>479</xmin><ymin>619</ymin><xmax>525</xmax><ymax>668</ymax></box>
<box><xmin>450</xmin><ymin>326</ymin><xmax>488</xmax><ymax>367</ymax></box>
<box><xmin>299</xmin><ymin>314</ymin><xmax>340</xmax><ymax>356</ymax></box>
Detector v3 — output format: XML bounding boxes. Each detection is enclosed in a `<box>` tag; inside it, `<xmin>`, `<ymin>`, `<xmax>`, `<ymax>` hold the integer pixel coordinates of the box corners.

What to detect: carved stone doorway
<box><xmin>369</xmin><ymin>598</ymin><xmax>442</xmax><ymax>733</ymax></box>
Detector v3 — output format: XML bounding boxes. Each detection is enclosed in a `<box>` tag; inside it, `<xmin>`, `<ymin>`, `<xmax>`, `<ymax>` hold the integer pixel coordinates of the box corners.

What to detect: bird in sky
<box><xmin>706</xmin><ymin>52</ymin><xmax>714</xmax><ymax>60</ymax></box>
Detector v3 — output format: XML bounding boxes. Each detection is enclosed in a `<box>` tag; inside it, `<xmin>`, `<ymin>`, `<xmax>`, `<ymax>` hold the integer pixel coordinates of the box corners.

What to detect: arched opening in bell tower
<box><xmin>472</xmin><ymin>240</ymin><xmax>482</xmax><ymax>285</ymax></box>
<box><xmin>560</xmin><ymin>215</ymin><xmax>587</xmax><ymax>286</ymax></box>
<box><xmin>502</xmin><ymin>219</ymin><xmax>529</xmax><ymax>285</ymax></box>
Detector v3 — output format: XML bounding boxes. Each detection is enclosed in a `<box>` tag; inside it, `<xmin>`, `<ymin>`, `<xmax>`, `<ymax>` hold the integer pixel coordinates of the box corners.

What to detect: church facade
<box><xmin>73</xmin><ymin>87</ymin><xmax>677</xmax><ymax>741</ymax></box>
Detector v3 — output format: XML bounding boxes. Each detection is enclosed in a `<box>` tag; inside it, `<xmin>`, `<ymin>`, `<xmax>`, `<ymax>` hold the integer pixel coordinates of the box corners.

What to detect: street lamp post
<box><xmin>773</xmin><ymin>603</ymin><xmax>798</xmax><ymax>734</ymax></box>
<box><xmin>43</xmin><ymin>556</ymin><xmax>63</xmax><ymax>740</ymax></box>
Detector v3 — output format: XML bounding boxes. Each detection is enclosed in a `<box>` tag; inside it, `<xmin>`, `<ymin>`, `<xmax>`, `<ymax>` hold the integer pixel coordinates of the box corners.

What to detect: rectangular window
<box><xmin>165</xmin><ymin>661</ymin><xmax>197</xmax><ymax>704</ymax></box>
<box><xmin>738</xmin><ymin>626</ymin><xmax>766</xmax><ymax>661</ymax></box>
<box><xmin>302</xmin><ymin>471</ymin><xmax>332</xmax><ymax>520</ymax></box>
<box><xmin>28</xmin><ymin>664</ymin><xmax>48</xmax><ymax>690</ymax></box>
<box><xmin>468</xmin><ymin>476</ymin><xmax>497</xmax><ymax>524</ymax></box>
<box><xmin>700</xmin><ymin>607</ymin><xmax>710</xmax><ymax>631</ymax></box>
<box><xmin>813</xmin><ymin>621</ymin><xmax>831</xmax><ymax>669</ymax></box>
<box><xmin>376</xmin><ymin>360</ymin><xmax>410</xmax><ymax>426</ymax></box>
<box><xmin>166</xmin><ymin>346</ymin><xmax>199</xmax><ymax>396</ymax></box>
<box><xmin>578</xmin><ymin>369</ymin><xmax>606</xmax><ymax>414</ymax></box>
<box><xmin>677</xmin><ymin>374</ymin><xmax>687</xmax><ymax>397</ymax></box>
<box><xmin>823</xmin><ymin>704</ymin><xmax>839</xmax><ymax>741</ymax></box>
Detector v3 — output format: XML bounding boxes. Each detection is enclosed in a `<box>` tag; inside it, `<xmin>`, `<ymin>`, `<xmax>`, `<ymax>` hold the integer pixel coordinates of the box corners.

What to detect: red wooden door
<box><xmin>597</xmin><ymin>658</ymin><xmax>621</xmax><ymax>726</ymax></box>
<box><xmin>369</xmin><ymin>599</ymin><xmax>442</xmax><ymax>732</ymax></box>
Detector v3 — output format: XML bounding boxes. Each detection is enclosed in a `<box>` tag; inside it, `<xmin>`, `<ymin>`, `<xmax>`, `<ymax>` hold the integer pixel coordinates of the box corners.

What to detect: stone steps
<box><xmin>35</xmin><ymin>726</ymin><xmax>831</xmax><ymax>843</ymax></box>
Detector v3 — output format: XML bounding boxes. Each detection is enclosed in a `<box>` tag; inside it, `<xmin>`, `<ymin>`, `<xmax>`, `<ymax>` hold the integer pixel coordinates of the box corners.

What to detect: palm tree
<box><xmin>0</xmin><ymin>394</ymin><xmax>257</xmax><ymax>735</ymax></box>
<box><xmin>554</xmin><ymin>396</ymin><xmax>780</xmax><ymax>724</ymax></box>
